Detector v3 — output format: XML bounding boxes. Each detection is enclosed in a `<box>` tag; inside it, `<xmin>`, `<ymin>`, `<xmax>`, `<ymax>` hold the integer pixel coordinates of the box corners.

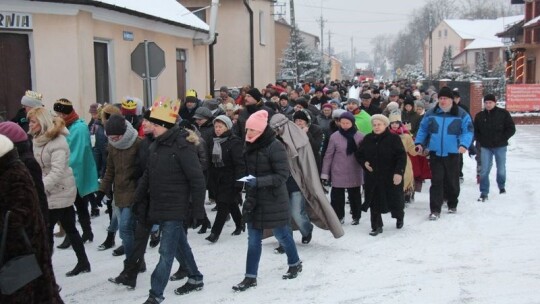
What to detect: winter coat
<box><xmin>33</xmin><ymin>134</ymin><xmax>77</xmax><ymax>209</ymax></box>
<box><xmin>244</xmin><ymin>127</ymin><xmax>290</xmax><ymax>230</ymax></box>
<box><xmin>401</xmin><ymin>110</ymin><xmax>421</xmax><ymax>136</ymax></box>
<box><xmin>99</xmin><ymin>138</ymin><xmax>142</xmax><ymax>208</ymax></box>
<box><xmin>398</xmin><ymin>132</ymin><xmax>418</xmax><ymax>192</ymax></box>
<box><xmin>89</xmin><ymin>119</ymin><xmax>108</xmax><ymax>178</ymax></box>
<box><xmin>355</xmin><ymin>129</ymin><xmax>407</xmax><ymax>213</ymax></box>
<box><xmin>0</xmin><ymin>150</ymin><xmax>63</xmax><ymax>304</ymax></box>
<box><xmin>65</xmin><ymin>118</ymin><xmax>98</xmax><ymax>196</ymax></box>
<box><xmin>179</xmin><ymin>104</ymin><xmax>200</xmax><ymax>124</ymax></box>
<box><xmin>415</xmin><ymin>103</ymin><xmax>474</xmax><ymax>157</ymax></box>
<box><xmin>135</xmin><ymin>126</ymin><xmax>206</xmax><ymax>222</ymax></box>
<box><xmin>207</xmin><ymin>131</ymin><xmax>245</xmax><ymax>203</ymax></box>
<box><xmin>361</xmin><ymin>104</ymin><xmax>382</xmax><ymax>116</ymax></box>
<box><xmin>279</xmin><ymin>105</ymin><xmax>294</xmax><ymax>116</ymax></box>
<box><xmin>306</xmin><ymin>123</ymin><xmax>323</xmax><ymax>173</ymax></box>
<box><xmin>197</xmin><ymin>120</ymin><xmax>214</xmax><ymax>159</ymax></box>
<box><xmin>474</xmin><ymin>106</ymin><xmax>516</xmax><ymax>148</ymax></box>
<box><xmin>321</xmin><ymin>130</ymin><xmax>364</xmax><ymax>188</ymax></box>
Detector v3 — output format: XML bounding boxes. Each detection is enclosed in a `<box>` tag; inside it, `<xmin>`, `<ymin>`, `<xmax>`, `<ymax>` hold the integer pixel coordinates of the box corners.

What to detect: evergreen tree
<box><xmin>475</xmin><ymin>50</ymin><xmax>489</xmax><ymax>77</ymax></box>
<box><xmin>279</xmin><ymin>26</ymin><xmax>323</xmax><ymax>82</ymax></box>
<box><xmin>438</xmin><ymin>46</ymin><xmax>454</xmax><ymax>78</ymax></box>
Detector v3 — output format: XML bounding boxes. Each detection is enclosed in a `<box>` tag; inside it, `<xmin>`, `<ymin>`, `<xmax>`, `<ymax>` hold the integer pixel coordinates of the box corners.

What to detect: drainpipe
<box><xmin>194</xmin><ymin>0</ymin><xmax>219</xmax><ymax>45</ymax></box>
<box><xmin>209</xmin><ymin>35</ymin><xmax>218</xmax><ymax>97</ymax></box>
<box><xmin>243</xmin><ymin>0</ymin><xmax>255</xmax><ymax>88</ymax></box>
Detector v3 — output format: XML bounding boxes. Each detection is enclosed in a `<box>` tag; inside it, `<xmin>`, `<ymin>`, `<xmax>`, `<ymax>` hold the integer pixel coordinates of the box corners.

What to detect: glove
<box><xmin>94</xmin><ymin>191</ymin><xmax>105</xmax><ymax>207</ymax></box>
<box><xmin>242</xmin><ymin>197</ymin><xmax>256</xmax><ymax>223</ymax></box>
<box><xmin>245</xmin><ymin>177</ymin><xmax>257</xmax><ymax>188</ymax></box>
<box><xmin>321</xmin><ymin>179</ymin><xmax>331</xmax><ymax>187</ymax></box>
<box><xmin>468</xmin><ymin>144</ymin><xmax>477</xmax><ymax>157</ymax></box>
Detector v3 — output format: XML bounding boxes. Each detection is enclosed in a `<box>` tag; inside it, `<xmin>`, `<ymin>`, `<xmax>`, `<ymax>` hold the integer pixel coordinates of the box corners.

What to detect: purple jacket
<box><xmin>321</xmin><ymin>131</ymin><xmax>364</xmax><ymax>188</ymax></box>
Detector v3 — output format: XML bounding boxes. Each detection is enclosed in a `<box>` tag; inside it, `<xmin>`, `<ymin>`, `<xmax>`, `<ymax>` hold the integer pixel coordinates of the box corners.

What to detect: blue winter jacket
<box><xmin>415</xmin><ymin>103</ymin><xmax>474</xmax><ymax>157</ymax></box>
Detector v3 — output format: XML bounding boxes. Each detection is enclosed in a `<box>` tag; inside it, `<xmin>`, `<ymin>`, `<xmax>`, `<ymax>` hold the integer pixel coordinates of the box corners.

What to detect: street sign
<box><xmin>131</xmin><ymin>41</ymin><xmax>165</xmax><ymax>78</ymax></box>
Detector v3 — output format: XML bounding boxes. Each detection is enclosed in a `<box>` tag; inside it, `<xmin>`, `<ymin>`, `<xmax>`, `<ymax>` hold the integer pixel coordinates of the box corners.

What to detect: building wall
<box><xmin>4</xmin><ymin>1</ymin><xmax>209</xmax><ymax>121</ymax></box>
<box><xmin>424</xmin><ymin>21</ymin><xmax>465</xmax><ymax>75</ymax></box>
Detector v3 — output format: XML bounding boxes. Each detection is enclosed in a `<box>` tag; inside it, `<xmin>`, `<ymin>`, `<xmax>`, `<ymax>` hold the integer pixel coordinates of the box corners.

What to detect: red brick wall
<box><xmin>469</xmin><ymin>81</ymin><xmax>484</xmax><ymax>118</ymax></box>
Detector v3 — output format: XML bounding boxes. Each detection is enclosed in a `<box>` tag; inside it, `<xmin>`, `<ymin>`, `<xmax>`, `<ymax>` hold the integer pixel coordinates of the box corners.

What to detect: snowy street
<box><xmin>53</xmin><ymin>125</ymin><xmax>540</xmax><ymax>304</ymax></box>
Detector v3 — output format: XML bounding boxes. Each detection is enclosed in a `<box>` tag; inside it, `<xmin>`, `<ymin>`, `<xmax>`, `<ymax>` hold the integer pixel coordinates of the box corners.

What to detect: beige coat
<box><xmin>399</xmin><ymin>133</ymin><xmax>418</xmax><ymax>192</ymax></box>
<box><xmin>34</xmin><ymin>135</ymin><xmax>77</xmax><ymax>209</ymax></box>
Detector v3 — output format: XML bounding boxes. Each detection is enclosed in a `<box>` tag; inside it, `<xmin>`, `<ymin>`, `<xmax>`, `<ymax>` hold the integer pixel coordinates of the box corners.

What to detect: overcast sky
<box><xmin>276</xmin><ymin>0</ymin><xmax>430</xmax><ymax>56</ymax></box>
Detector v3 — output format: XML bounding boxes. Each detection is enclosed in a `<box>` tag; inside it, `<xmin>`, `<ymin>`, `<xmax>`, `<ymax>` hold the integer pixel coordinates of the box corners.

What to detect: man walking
<box><xmin>415</xmin><ymin>87</ymin><xmax>474</xmax><ymax>220</ymax></box>
<box><xmin>473</xmin><ymin>94</ymin><xmax>516</xmax><ymax>202</ymax></box>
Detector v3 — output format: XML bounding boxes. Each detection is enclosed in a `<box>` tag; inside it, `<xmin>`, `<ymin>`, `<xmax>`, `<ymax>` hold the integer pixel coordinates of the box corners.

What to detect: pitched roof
<box><xmin>444</xmin><ymin>15</ymin><xmax>523</xmax><ymax>50</ymax></box>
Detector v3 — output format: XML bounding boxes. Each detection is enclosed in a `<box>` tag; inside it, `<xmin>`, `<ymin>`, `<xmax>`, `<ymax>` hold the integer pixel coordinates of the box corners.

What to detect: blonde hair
<box><xmin>27</xmin><ymin>107</ymin><xmax>66</xmax><ymax>139</ymax></box>
<box><xmin>331</xmin><ymin>91</ymin><xmax>341</xmax><ymax>100</ymax></box>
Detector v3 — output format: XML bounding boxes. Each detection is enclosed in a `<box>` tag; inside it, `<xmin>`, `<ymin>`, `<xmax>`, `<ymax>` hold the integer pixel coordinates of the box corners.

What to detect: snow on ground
<box><xmin>53</xmin><ymin>125</ymin><xmax>540</xmax><ymax>304</ymax></box>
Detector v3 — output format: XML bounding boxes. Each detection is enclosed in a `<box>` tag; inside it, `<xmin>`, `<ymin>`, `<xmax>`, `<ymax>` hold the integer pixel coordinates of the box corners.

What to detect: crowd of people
<box><xmin>0</xmin><ymin>78</ymin><xmax>516</xmax><ymax>303</ymax></box>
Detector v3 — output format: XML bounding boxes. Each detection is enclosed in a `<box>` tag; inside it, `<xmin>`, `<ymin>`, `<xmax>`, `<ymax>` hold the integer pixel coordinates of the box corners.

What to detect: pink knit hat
<box><xmin>0</xmin><ymin>121</ymin><xmax>28</xmax><ymax>143</ymax></box>
<box><xmin>245</xmin><ymin>110</ymin><xmax>268</xmax><ymax>132</ymax></box>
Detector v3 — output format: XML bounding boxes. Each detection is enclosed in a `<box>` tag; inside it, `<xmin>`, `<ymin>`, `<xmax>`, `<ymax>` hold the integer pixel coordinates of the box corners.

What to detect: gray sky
<box><xmin>277</xmin><ymin>0</ymin><xmax>428</xmax><ymax>56</ymax></box>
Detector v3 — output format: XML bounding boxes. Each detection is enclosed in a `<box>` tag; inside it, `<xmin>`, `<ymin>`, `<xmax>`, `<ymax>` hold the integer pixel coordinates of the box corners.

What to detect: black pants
<box><xmin>330</xmin><ymin>187</ymin><xmax>361</xmax><ymax>221</ymax></box>
<box><xmin>211</xmin><ymin>200</ymin><xmax>242</xmax><ymax>237</ymax></box>
<box><xmin>48</xmin><ymin>206</ymin><xmax>89</xmax><ymax>264</ymax></box>
<box><xmin>369</xmin><ymin>195</ymin><xmax>404</xmax><ymax>230</ymax></box>
<box><xmin>74</xmin><ymin>192</ymin><xmax>92</xmax><ymax>236</ymax></box>
<box><xmin>429</xmin><ymin>154</ymin><xmax>460</xmax><ymax>213</ymax></box>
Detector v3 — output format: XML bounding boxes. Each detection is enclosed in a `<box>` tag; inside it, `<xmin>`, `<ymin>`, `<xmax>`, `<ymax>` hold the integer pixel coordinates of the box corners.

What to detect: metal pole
<box><xmin>144</xmin><ymin>40</ymin><xmax>152</xmax><ymax>108</ymax></box>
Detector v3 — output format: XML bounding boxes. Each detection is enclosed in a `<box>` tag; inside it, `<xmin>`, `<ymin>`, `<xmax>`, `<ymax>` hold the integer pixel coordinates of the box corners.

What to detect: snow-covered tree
<box><xmin>438</xmin><ymin>46</ymin><xmax>455</xmax><ymax>79</ymax></box>
<box><xmin>279</xmin><ymin>26</ymin><xmax>324</xmax><ymax>82</ymax></box>
<box><xmin>475</xmin><ymin>50</ymin><xmax>489</xmax><ymax>77</ymax></box>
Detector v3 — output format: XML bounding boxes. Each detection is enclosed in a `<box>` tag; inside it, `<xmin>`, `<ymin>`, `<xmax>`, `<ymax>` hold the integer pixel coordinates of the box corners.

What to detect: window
<box><xmin>188</xmin><ymin>7</ymin><xmax>206</xmax><ymax>22</ymax></box>
<box><xmin>94</xmin><ymin>41</ymin><xmax>111</xmax><ymax>103</ymax></box>
<box><xmin>259</xmin><ymin>10</ymin><xmax>266</xmax><ymax>45</ymax></box>
<box><xmin>438</xmin><ymin>30</ymin><xmax>441</xmax><ymax>38</ymax></box>
<box><xmin>444</xmin><ymin>29</ymin><xmax>447</xmax><ymax>37</ymax></box>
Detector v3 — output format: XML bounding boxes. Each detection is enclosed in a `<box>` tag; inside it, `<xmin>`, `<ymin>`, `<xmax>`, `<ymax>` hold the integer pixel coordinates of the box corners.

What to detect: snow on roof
<box><xmin>524</xmin><ymin>15</ymin><xmax>540</xmax><ymax>27</ymax></box>
<box><xmin>91</xmin><ymin>0</ymin><xmax>209</xmax><ymax>31</ymax></box>
<box><xmin>444</xmin><ymin>15</ymin><xmax>523</xmax><ymax>50</ymax></box>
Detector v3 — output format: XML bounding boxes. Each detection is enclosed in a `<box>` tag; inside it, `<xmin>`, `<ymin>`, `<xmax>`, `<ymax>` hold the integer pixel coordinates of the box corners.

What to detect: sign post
<box><xmin>131</xmin><ymin>41</ymin><xmax>166</xmax><ymax>108</ymax></box>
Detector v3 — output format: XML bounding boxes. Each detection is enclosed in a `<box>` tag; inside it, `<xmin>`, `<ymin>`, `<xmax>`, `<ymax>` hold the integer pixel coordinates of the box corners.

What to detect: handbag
<box><xmin>0</xmin><ymin>211</ymin><xmax>43</xmax><ymax>295</ymax></box>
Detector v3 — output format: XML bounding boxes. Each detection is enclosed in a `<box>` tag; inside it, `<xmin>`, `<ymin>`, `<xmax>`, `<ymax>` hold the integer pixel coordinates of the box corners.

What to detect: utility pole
<box><xmin>428</xmin><ymin>12</ymin><xmax>433</xmax><ymax>85</ymax></box>
<box><xmin>328</xmin><ymin>31</ymin><xmax>332</xmax><ymax>57</ymax></box>
<box><xmin>289</xmin><ymin>0</ymin><xmax>299</xmax><ymax>84</ymax></box>
<box><xmin>318</xmin><ymin>16</ymin><xmax>325</xmax><ymax>58</ymax></box>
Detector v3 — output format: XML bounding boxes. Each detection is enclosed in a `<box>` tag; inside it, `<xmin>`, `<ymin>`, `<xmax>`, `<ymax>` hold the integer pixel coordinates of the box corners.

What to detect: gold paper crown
<box><xmin>150</xmin><ymin>96</ymin><xmax>181</xmax><ymax>124</ymax></box>
<box><xmin>186</xmin><ymin>89</ymin><xmax>197</xmax><ymax>98</ymax></box>
<box><xmin>25</xmin><ymin>90</ymin><xmax>43</xmax><ymax>101</ymax></box>
<box><xmin>121</xmin><ymin>97</ymin><xmax>138</xmax><ymax>110</ymax></box>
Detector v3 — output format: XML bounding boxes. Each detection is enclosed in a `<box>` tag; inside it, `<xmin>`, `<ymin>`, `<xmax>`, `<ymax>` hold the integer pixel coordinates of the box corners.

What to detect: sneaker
<box><xmin>274</xmin><ymin>245</ymin><xmax>285</xmax><ymax>254</ymax></box>
<box><xmin>301</xmin><ymin>232</ymin><xmax>312</xmax><ymax>244</ymax></box>
<box><xmin>282</xmin><ymin>262</ymin><xmax>302</xmax><ymax>279</ymax></box>
<box><xmin>369</xmin><ymin>227</ymin><xmax>383</xmax><ymax>236</ymax></box>
<box><xmin>351</xmin><ymin>218</ymin><xmax>360</xmax><ymax>225</ymax></box>
<box><xmin>500</xmin><ymin>188</ymin><xmax>506</xmax><ymax>194</ymax></box>
<box><xmin>143</xmin><ymin>297</ymin><xmax>160</xmax><ymax>304</ymax></box>
<box><xmin>174</xmin><ymin>281</ymin><xmax>204</xmax><ymax>295</ymax></box>
<box><xmin>478</xmin><ymin>194</ymin><xmax>488</xmax><ymax>202</ymax></box>
<box><xmin>232</xmin><ymin>277</ymin><xmax>257</xmax><ymax>292</ymax></box>
<box><xmin>428</xmin><ymin>213</ymin><xmax>440</xmax><ymax>221</ymax></box>
<box><xmin>448</xmin><ymin>208</ymin><xmax>457</xmax><ymax>214</ymax></box>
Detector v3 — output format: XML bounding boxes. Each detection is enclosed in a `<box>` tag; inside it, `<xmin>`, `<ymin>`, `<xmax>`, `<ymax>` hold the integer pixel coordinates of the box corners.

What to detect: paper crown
<box><xmin>25</xmin><ymin>90</ymin><xmax>43</xmax><ymax>101</ymax></box>
<box><xmin>150</xmin><ymin>96</ymin><xmax>181</xmax><ymax>127</ymax></box>
<box><xmin>186</xmin><ymin>89</ymin><xmax>197</xmax><ymax>98</ymax></box>
<box><xmin>121</xmin><ymin>97</ymin><xmax>139</xmax><ymax>110</ymax></box>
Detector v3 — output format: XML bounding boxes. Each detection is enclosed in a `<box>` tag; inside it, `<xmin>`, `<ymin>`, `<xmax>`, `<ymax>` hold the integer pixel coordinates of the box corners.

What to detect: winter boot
<box><xmin>170</xmin><ymin>266</ymin><xmax>189</xmax><ymax>281</ymax></box>
<box><xmin>174</xmin><ymin>281</ymin><xmax>204</xmax><ymax>295</ymax></box>
<box><xmin>369</xmin><ymin>227</ymin><xmax>383</xmax><ymax>236</ymax></box>
<box><xmin>98</xmin><ymin>232</ymin><xmax>115</xmax><ymax>251</ymax></box>
<box><xmin>478</xmin><ymin>194</ymin><xmax>488</xmax><ymax>202</ymax></box>
<box><xmin>205</xmin><ymin>233</ymin><xmax>219</xmax><ymax>243</ymax></box>
<box><xmin>231</xmin><ymin>224</ymin><xmax>245</xmax><ymax>236</ymax></box>
<box><xmin>232</xmin><ymin>277</ymin><xmax>257</xmax><ymax>291</ymax></box>
<box><xmin>108</xmin><ymin>260</ymin><xmax>138</xmax><ymax>289</ymax></box>
<box><xmin>139</xmin><ymin>258</ymin><xmax>146</xmax><ymax>273</ymax></box>
<box><xmin>197</xmin><ymin>217</ymin><xmax>211</xmax><ymax>234</ymax></box>
<box><xmin>301</xmin><ymin>232</ymin><xmax>312</xmax><ymax>244</ymax></box>
<box><xmin>66</xmin><ymin>261</ymin><xmax>91</xmax><ymax>277</ymax></box>
<box><xmin>149</xmin><ymin>229</ymin><xmax>161</xmax><ymax>248</ymax></box>
<box><xmin>57</xmin><ymin>236</ymin><xmax>71</xmax><ymax>249</ymax></box>
<box><xmin>282</xmin><ymin>262</ymin><xmax>303</xmax><ymax>279</ymax></box>
<box><xmin>112</xmin><ymin>245</ymin><xmax>125</xmax><ymax>256</ymax></box>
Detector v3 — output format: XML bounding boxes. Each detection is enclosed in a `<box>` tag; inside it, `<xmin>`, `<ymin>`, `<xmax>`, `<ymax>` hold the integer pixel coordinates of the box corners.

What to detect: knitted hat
<box><xmin>0</xmin><ymin>134</ymin><xmax>14</xmax><ymax>158</ymax></box>
<box><xmin>269</xmin><ymin>113</ymin><xmax>289</xmax><ymax>130</ymax></box>
<box><xmin>0</xmin><ymin>121</ymin><xmax>28</xmax><ymax>143</ymax></box>
<box><xmin>386</xmin><ymin>101</ymin><xmax>400</xmax><ymax>113</ymax></box>
<box><xmin>332</xmin><ymin>109</ymin><xmax>346</xmax><ymax>119</ymax></box>
<box><xmin>329</xmin><ymin>98</ymin><xmax>341</xmax><ymax>106</ymax></box>
<box><xmin>53</xmin><ymin>98</ymin><xmax>74</xmax><ymax>114</ymax></box>
<box><xmin>403</xmin><ymin>98</ymin><xmax>415</xmax><ymax>108</ymax></box>
<box><xmin>105</xmin><ymin>114</ymin><xmax>127</xmax><ymax>136</ymax></box>
<box><xmin>360</xmin><ymin>93</ymin><xmax>372</xmax><ymax>100</ymax></box>
<box><xmin>21</xmin><ymin>90</ymin><xmax>44</xmax><ymax>108</ymax></box>
<box><xmin>149</xmin><ymin>97</ymin><xmax>181</xmax><ymax>129</ymax></box>
<box><xmin>193</xmin><ymin>107</ymin><xmax>213</xmax><ymax>120</ymax></box>
<box><xmin>322</xmin><ymin>103</ymin><xmax>333</xmax><ymax>110</ymax></box>
<box><xmin>203</xmin><ymin>99</ymin><xmax>219</xmax><ymax>111</ymax></box>
<box><xmin>89</xmin><ymin>103</ymin><xmax>99</xmax><ymax>115</ymax></box>
<box><xmin>390</xmin><ymin>89</ymin><xmax>400</xmax><ymax>96</ymax></box>
<box><xmin>245</xmin><ymin>110</ymin><xmax>268</xmax><ymax>132</ymax></box>
<box><xmin>415</xmin><ymin>100</ymin><xmax>426</xmax><ymax>109</ymax></box>
<box><xmin>247</xmin><ymin>88</ymin><xmax>262</xmax><ymax>102</ymax></box>
<box><xmin>371</xmin><ymin>114</ymin><xmax>390</xmax><ymax>127</ymax></box>
<box><xmin>213</xmin><ymin>115</ymin><xmax>233</xmax><ymax>130</ymax></box>
<box><xmin>121</xmin><ymin>97</ymin><xmax>139</xmax><ymax>116</ymax></box>
<box><xmin>484</xmin><ymin>94</ymin><xmax>496</xmax><ymax>102</ymax></box>
<box><xmin>293</xmin><ymin>109</ymin><xmax>311</xmax><ymax>125</ymax></box>
<box><xmin>101</xmin><ymin>104</ymin><xmax>122</xmax><ymax>122</ymax></box>
<box><xmin>438</xmin><ymin>86</ymin><xmax>453</xmax><ymax>99</ymax></box>
<box><xmin>339</xmin><ymin>111</ymin><xmax>355</xmax><ymax>125</ymax></box>
<box><xmin>389</xmin><ymin>111</ymin><xmax>402</xmax><ymax>123</ymax></box>
<box><xmin>347</xmin><ymin>98</ymin><xmax>360</xmax><ymax>105</ymax></box>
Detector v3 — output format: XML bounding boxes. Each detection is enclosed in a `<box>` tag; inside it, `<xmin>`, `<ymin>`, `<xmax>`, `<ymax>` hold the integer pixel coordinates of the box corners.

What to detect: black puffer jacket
<box><xmin>136</xmin><ymin>126</ymin><xmax>206</xmax><ymax>222</ymax></box>
<box><xmin>244</xmin><ymin>126</ymin><xmax>290</xmax><ymax>229</ymax></box>
<box><xmin>474</xmin><ymin>106</ymin><xmax>516</xmax><ymax>148</ymax></box>
<box><xmin>208</xmin><ymin>130</ymin><xmax>245</xmax><ymax>203</ymax></box>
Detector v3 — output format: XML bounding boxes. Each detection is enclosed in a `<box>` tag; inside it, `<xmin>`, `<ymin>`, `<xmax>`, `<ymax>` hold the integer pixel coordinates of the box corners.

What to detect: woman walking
<box><xmin>27</xmin><ymin>107</ymin><xmax>91</xmax><ymax>275</ymax></box>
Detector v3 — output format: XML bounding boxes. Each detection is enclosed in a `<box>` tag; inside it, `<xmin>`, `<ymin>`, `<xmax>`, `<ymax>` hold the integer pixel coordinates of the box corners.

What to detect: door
<box><xmin>94</xmin><ymin>41</ymin><xmax>110</xmax><ymax>103</ymax></box>
<box><xmin>0</xmin><ymin>33</ymin><xmax>31</xmax><ymax>121</ymax></box>
<box><xmin>176</xmin><ymin>49</ymin><xmax>187</xmax><ymax>101</ymax></box>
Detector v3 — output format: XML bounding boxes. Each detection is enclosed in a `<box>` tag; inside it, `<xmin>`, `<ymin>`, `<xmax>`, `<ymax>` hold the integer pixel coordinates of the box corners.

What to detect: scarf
<box><xmin>63</xmin><ymin>111</ymin><xmax>79</xmax><ymax>127</ymax></box>
<box><xmin>212</xmin><ymin>132</ymin><xmax>230</xmax><ymax>167</ymax></box>
<box><xmin>270</xmin><ymin>114</ymin><xmax>308</xmax><ymax>159</ymax></box>
<box><xmin>108</xmin><ymin>121</ymin><xmax>138</xmax><ymax>150</ymax></box>
<box><xmin>338</xmin><ymin>126</ymin><xmax>358</xmax><ymax>155</ymax></box>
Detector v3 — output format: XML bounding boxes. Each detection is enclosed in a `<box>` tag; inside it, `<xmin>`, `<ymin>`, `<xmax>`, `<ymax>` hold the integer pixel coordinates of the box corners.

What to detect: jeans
<box><xmin>150</xmin><ymin>220</ymin><xmax>202</xmax><ymax>302</ymax></box>
<box><xmin>289</xmin><ymin>191</ymin><xmax>313</xmax><ymax>237</ymax></box>
<box><xmin>479</xmin><ymin>146</ymin><xmax>507</xmax><ymax>195</ymax></box>
<box><xmin>429</xmin><ymin>154</ymin><xmax>460</xmax><ymax>213</ymax></box>
<box><xmin>118</xmin><ymin>206</ymin><xmax>135</xmax><ymax>260</ymax></box>
<box><xmin>245</xmin><ymin>223</ymin><xmax>300</xmax><ymax>278</ymax></box>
